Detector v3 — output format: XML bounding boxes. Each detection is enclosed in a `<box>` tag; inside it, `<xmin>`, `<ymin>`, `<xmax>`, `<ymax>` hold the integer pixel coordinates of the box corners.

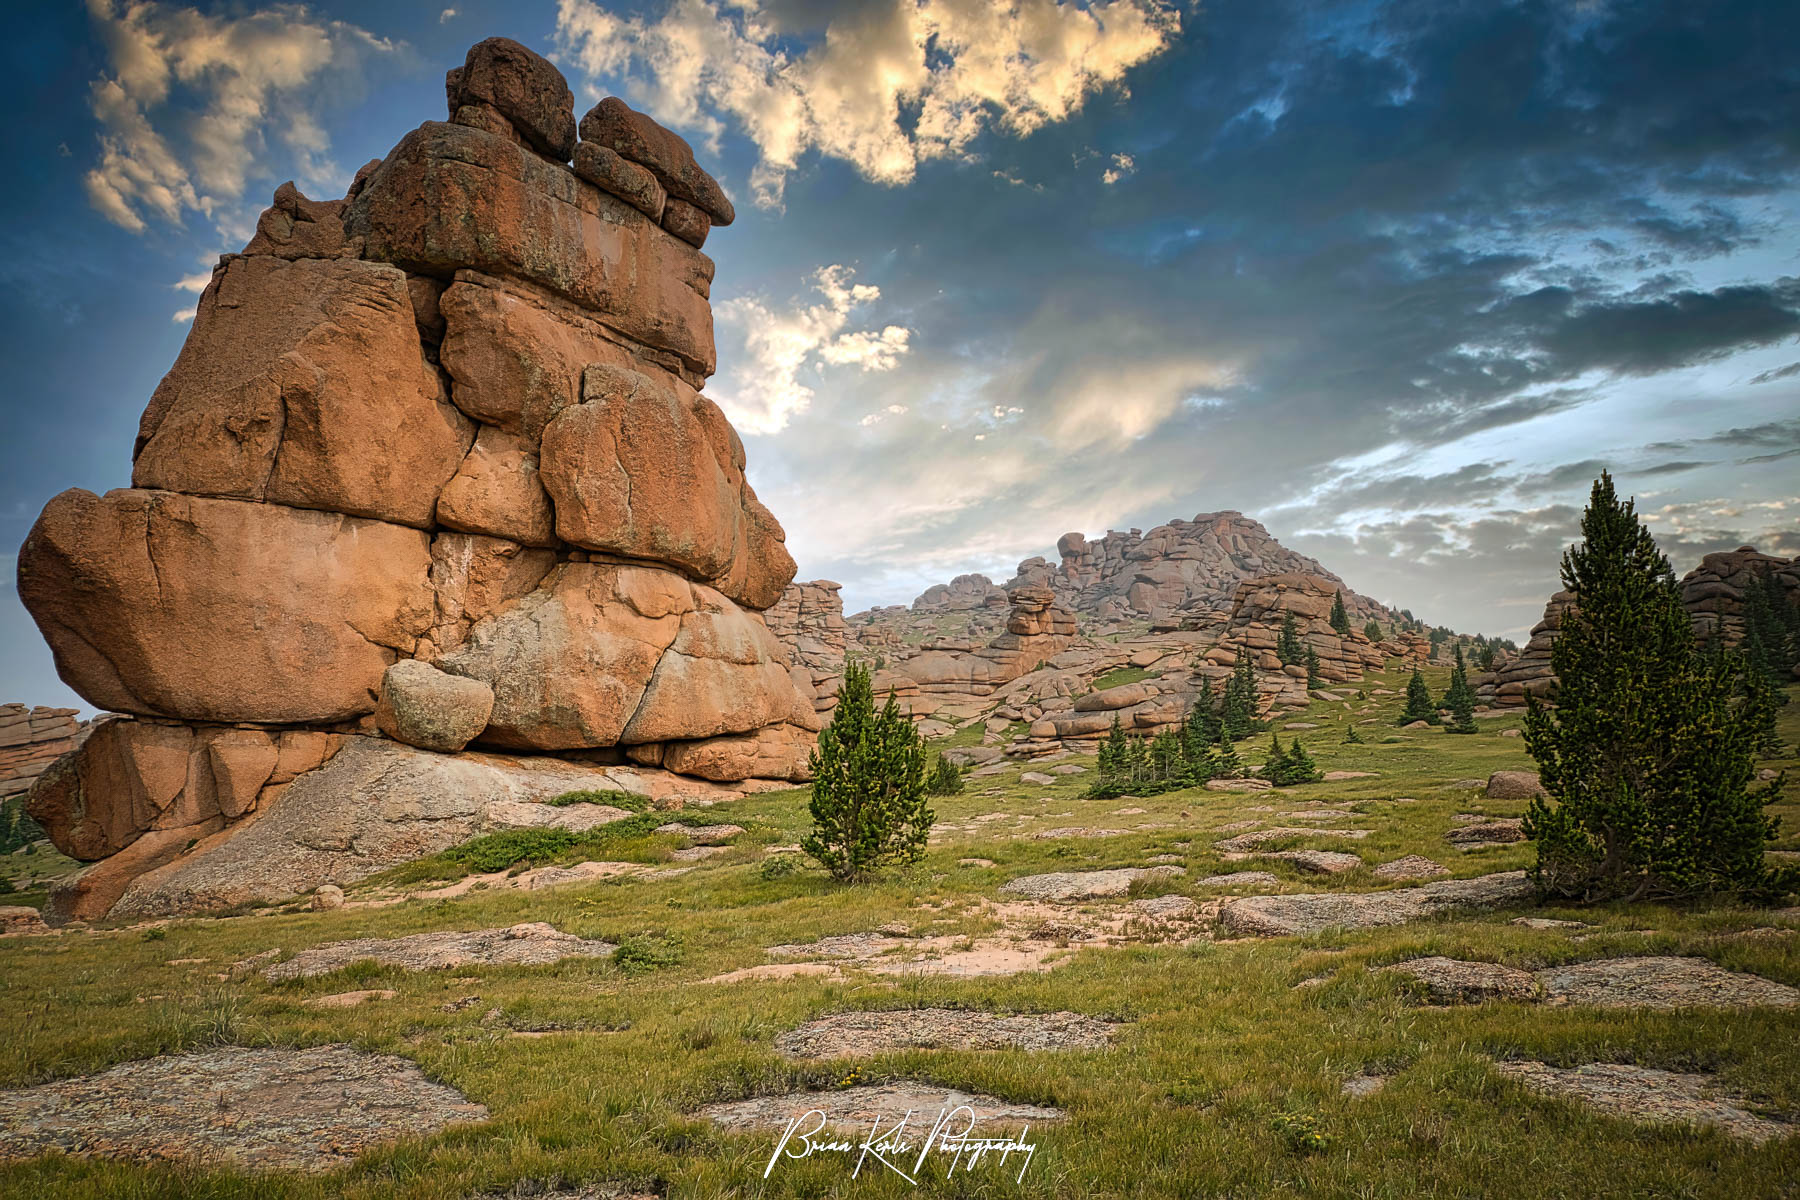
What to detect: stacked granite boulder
<box><xmin>1200</xmin><ymin>573</ymin><xmax>1388</xmax><ymax>684</ymax></box>
<box><xmin>764</xmin><ymin>580</ymin><xmax>850</xmax><ymax>718</ymax></box>
<box><xmin>1681</xmin><ymin>546</ymin><xmax>1799</xmax><ymax>653</ymax></box>
<box><xmin>17</xmin><ymin>39</ymin><xmax>815</xmax><ymax>920</ymax></box>
<box><xmin>0</xmin><ymin>705</ymin><xmax>84</xmax><ymax>807</ymax></box>
<box><xmin>1475</xmin><ymin>591</ymin><xmax>1575</xmax><ymax>707</ymax></box>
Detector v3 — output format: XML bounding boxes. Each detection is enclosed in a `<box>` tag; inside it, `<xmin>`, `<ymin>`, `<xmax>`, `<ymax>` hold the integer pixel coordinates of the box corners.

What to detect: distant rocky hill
<box><xmin>859</xmin><ymin>511</ymin><xmax>1399</xmax><ymax>636</ymax></box>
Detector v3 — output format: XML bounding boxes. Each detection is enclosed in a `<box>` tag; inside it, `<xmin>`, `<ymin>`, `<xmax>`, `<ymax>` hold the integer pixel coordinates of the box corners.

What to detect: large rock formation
<box><xmin>1682</xmin><ymin>546</ymin><xmax>1800</xmax><ymax>652</ymax></box>
<box><xmin>1006</xmin><ymin>511</ymin><xmax>1397</xmax><ymax>628</ymax></box>
<box><xmin>765</xmin><ymin>580</ymin><xmax>850</xmax><ymax>717</ymax></box>
<box><xmin>1476</xmin><ymin>591</ymin><xmax>1573</xmax><ymax>708</ymax></box>
<box><xmin>0</xmin><ymin>704</ymin><xmax>84</xmax><ymax>807</ymax></box>
<box><xmin>17</xmin><ymin>39</ymin><xmax>811</xmax><ymax>920</ymax></box>
<box><xmin>1477</xmin><ymin>544</ymin><xmax>1800</xmax><ymax>707</ymax></box>
<box><xmin>1201</xmin><ymin>573</ymin><xmax>1388</xmax><ymax>684</ymax></box>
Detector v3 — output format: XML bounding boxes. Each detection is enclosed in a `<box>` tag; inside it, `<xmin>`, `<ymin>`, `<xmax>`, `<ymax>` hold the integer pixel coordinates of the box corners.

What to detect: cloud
<box><xmin>1101</xmin><ymin>151</ymin><xmax>1135</xmax><ymax>184</ymax></box>
<box><xmin>82</xmin><ymin>0</ymin><xmax>395</xmax><ymax>237</ymax></box>
<box><xmin>711</xmin><ymin>265</ymin><xmax>912</xmax><ymax>434</ymax></box>
<box><xmin>440</xmin><ymin>8</ymin><xmax>456</xmax><ymax>22</ymax></box>
<box><xmin>1748</xmin><ymin>360</ymin><xmax>1800</xmax><ymax>384</ymax></box>
<box><xmin>171</xmin><ymin>306</ymin><xmax>196</xmax><ymax>323</ymax></box>
<box><xmin>553</xmin><ymin>0</ymin><xmax>1182</xmax><ymax>206</ymax></box>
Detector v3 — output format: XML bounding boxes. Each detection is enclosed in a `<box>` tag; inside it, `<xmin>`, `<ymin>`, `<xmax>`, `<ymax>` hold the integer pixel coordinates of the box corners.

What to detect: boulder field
<box><xmin>18</xmin><ymin>38</ymin><xmax>815</xmax><ymax>922</ymax></box>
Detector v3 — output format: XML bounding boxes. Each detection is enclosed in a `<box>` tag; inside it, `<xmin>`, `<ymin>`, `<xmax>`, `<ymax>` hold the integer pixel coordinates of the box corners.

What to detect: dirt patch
<box><xmin>1341</xmin><ymin>1074</ymin><xmax>1388</xmax><ymax>1097</ymax></box>
<box><xmin>763</xmin><ymin>894</ymin><xmax>1208</xmax><ymax>979</ymax></box>
<box><xmin>303</xmin><ymin>988</ymin><xmax>396</xmax><ymax>1009</ymax></box>
<box><xmin>263</xmin><ymin>922</ymin><xmax>616</xmax><ymax>981</ymax></box>
<box><xmin>655</xmin><ymin>823</ymin><xmax>743</xmax><ymax>844</ymax></box>
<box><xmin>1493</xmin><ymin>1062</ymin><xmax>1792</xmax><ymax>1144</ymax></box>
<box><xmin>1220</xmin><ymin>872</ymin><xmax>1533</xmax><ymax>937</ymax></box>
<box><xmin>1380</xmin><ymin>957</ymin><xmax>1540</xmax><ymax>1003</ymax></box>
<box><xmin>702</xmin><ymin>963</ymin><xmax>846</xmax><ymax>984</ymax></box>
<box><xmin>0</xmin><ymin>1045</ymin><xmax>485</xmax><ymax>1171</ymax></box>
<box><xmin>999</xmin><ymin>866</ymin><xmax>1184</xmax><ymax>901</ymax></box>
<box><xmin>1537</xmin><ymin>956</ymin><xmax>1800</xmax><ymax>1010</ymax></box>
<box><xmin>473</xmin><ymin>1184</ymin><xmax>654</xmax><ymax>1200</ymax></box>
<box><xmin>774</xmin><ymin>1008</ymin><xmax>1118</xmax><ymax>1058</ymax></box>
<box><xmin>1033</xmin><ymin>827</ymin><xmax>1132</xmax><ymax>840</ymax></box>
<box><xmin>697</xmin><ymin>1082</ymin><xmax>1065</xmax><ymax>1134</ymax></box>
<box><xmin>1213</xmin><ymin>828</ymin><xmax>1368</xmax><ymax>852</ymax></box>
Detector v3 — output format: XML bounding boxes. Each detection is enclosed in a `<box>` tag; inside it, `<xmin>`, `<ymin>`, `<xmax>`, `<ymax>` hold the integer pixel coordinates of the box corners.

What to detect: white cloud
<box><xmin>440</xmin><ymin>8</ymin><xmax>457</xmax><ymax>22</ymax></box>
<box><xmin>172</xmin><ymin>271</ymin><xmax>211</xmax><ymax>292</ymax></box>
<box><xmin>859</xmin><ymin>403</ymin><xmax>910</xmax><ymax>426</ymax></box>
<box><xmin>172</xmin><ymin>306</ymin><xmax>197</xmax><ymax>323</ymax></box>
<box><xmin>554</xmin><ymin>0</ymin><xmax>1182</xmax><ymax>206</ymax></box>
<box><xmin>82</xmin><ymin>0</ymin><xmax>395</xmax><ymax>237</ymax></box>
<box><xmin>712</xmin><ymin>265</ymin><xmax>913</xmax><ymax>435</ymax></box>
<box><xmin>1101</xmin><ymin>150</ymin><xmax>1135</xmax><ymax>184</ymax></box>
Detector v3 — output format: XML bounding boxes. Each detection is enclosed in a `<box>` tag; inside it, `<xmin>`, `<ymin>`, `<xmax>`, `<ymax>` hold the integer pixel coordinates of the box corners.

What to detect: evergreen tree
<box><xmin>1276</xmin><ymin>613</ymin><xmax>1304</xmax><ymax>667</ymax></box>
<box><xmin>1442</xmin><ymin>646</ymin><xmax>1477</xmax><ymax>732</ymax></box>
<box><xmin>1363</xmin><ymin>619</ymin><xmax>1383</xmax><ymax>642</ymax></box>
<box><xmin>1522</xmin><ymin>472</ymin><xmax>1794</xmax><ymax>903</ymax></box>
<box><xmin>1212</xmin><ymin>727</ymin><xmax>1245</xmax><ymax>778</ymax></box>
<box><xmin>1330</xmin><ymin>591</ymin><xmax>1352</xmax><ymax>637</ymax></box>
<box><xmin>926</xmin><ymin>756</ymin><xmax>965</xmax><ymax>796</ymax></box>
<box><xmin>1263</xmin><ymin>732</ymin><xmax>1288</xmax><ymax>782</ymax></box>
<box><xmin>1282</xmin><ymin>739</ymin><xmax>1322</xmax><ymax>785</ymax></box>
<box><xmin>1399</xmin><ymin>669</ymin><xmax>1438</xmax><ymax>725</ymax></box>
<box><xmin>1305</xmin><ymin>647</ymin><xmax>1322</xmax><ymax>690</ymax></box>
<box><xmin>1221</xmin><ymin>657</ymin><xmax>1258</xmax><ymax>740</ymax></box>
<box><xmin>1343</xmin><ymin>724</ymin><xmax>1364</xmax><ymax>744</ymax></box>
<box><xmin>1100</xmin><ymin>714</ymin><xmax>1128</xmax><ymax>776</ymax></box>
<box><xmin>803</xmin><ymin>661</ymin><xmax>934</xmax><ymax>882</ymax></box>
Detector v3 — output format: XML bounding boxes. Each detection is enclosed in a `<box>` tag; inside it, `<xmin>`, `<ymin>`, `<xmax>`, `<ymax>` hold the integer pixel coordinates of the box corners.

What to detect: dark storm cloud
<box><xmin>707</xmin><ymin>0</ymin><xmax>1800</xmax><ymax>635</ymax></box>
<box><xmin>1748</xmin><ymin>361</ymin><xmax>1800</xmax><ymax>384</ymax></box>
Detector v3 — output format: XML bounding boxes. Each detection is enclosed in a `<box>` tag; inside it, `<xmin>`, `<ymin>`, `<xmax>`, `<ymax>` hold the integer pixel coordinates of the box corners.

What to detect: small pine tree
<box><xmin>1343</xmin><ymin>725</ymin><xmax>1364</xmax><ymax>744</ymax></box>
<box><xmin>1276</xmin><ymin>613</ymin><xmax>1304</xmax><ymax>667</ymax></box>
<box><xmin>1212</xmin><ymin>727</ymin><xmax>1245</xmax><ymax>778</ymax></box>
<box><xmin>1399</xmin><ymin>669</ymin><xmax>1438</xmax><ymax>725</ymax></box>
<box><xmin>1330</xmin><ymin>591</ymin><xmax>1352</xmax><ymax>637</ymax></box>
<box><xmin>1263</xmin><ymin>732</ymin><xmax>1288</xmax><ymax>781</ymax></box>
<box><xmin>926</xmin><ymin>756</ymin><xmax>965</xmax><ymax>796</ymax></box>
<box><xmin>1282</xmin><ymin>740</ymin><xmax>1322</xmax><ymax>785</ymax></box>
<box><xmin>1305</xmin><ymin>647</ymin><xmax>1322</xmax><ymax>690</ymax></box>
<box><xmin>1363</xmin><ymin>619</ymin><xmax>1383</xmax><ymax>642</ymax></box>
<box><xmin>1221</xmin><ymin>657</ymin><xmax>1256</xmax><ymax>740</ymax></box>
<box><xmin>1099</xmin><ymin>714</ymin><xmax>1128</xmax><ymax>777</ymax></box>
<box><xmin>1442</xmin><ymin>646</ymin><xmax>1477</xmax><ymax>734</ymax></box>
<box><xmin>1522</xmin><ymin>472</ymin><xmax>1795</xmax><ymax>903</ymax></box>
<box><xmin>802</xmin><ymin>661</ymin><xmax>934</xmax><ymax>883</ymax></box>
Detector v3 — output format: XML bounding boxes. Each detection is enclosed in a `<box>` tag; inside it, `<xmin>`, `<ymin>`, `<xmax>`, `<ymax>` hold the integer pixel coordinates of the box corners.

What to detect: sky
<box><xmin>2</xmin><ymin>0</ymin><xmax>1798</xmax><ymax>712</ymax></box>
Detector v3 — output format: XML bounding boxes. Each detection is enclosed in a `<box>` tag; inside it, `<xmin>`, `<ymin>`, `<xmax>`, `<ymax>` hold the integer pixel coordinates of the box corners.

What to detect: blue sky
<box><xmin>4</xmin><ymin>0</ymin><xmax>1799</xmax><ymax>711</ymax></box>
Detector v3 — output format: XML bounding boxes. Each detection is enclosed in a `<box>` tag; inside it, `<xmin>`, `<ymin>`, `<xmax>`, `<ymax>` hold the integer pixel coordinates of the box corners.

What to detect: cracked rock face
<box><xmin>1493</xmin><ymin>1061</ymin><xmax>1794</xmax><ymax>1144</ymax></box>
<box><xmin>19</xmin><ymin>40</ymin><xmax>818</xmax><ymax>920</ymax></box>
<box><xmin>0</xmin><ymin>1045</ymin><xmax>486</xmax><ymax>1171</ymax></box>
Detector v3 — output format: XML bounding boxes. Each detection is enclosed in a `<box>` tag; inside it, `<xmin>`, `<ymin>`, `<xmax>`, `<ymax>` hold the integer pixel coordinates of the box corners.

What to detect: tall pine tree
<box><xmin>1276</xmin><ymin>613</ymin><xmax>1304</xmax><ymax>666</ymax></box>
<box><xmin>803</xmin><ymin>660</ymin><xmax>934</xmax><ymax>882</ymax></box>
<box><xmin>1522</xmin><ymin>473</ymin><xmax>1793</xmax><ymax>902</ymax></box>
<box><xmin>1330</xmin><ymin>591</ymin><xmax>1352</xmax><ymax>636</ymax></box>
<box><xmin>1399</xmin><ymin>669</ymin><xmax>1438</xmax><ymax>725</ymax></box>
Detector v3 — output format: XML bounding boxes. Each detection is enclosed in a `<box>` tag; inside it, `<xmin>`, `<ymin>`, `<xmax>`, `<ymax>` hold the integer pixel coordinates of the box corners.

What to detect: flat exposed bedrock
<box><xmin>0</xmin><ymin>1045</ymin><xmax>487</xmax><ymax>1171</ymax></box>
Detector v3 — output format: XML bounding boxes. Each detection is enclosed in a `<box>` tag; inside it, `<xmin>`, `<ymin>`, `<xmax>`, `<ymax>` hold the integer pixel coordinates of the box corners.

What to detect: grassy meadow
<box><xmin>0</xmin><ymin>664</ymin><xmax>1796</xmax><ymax>1199</ymax></box>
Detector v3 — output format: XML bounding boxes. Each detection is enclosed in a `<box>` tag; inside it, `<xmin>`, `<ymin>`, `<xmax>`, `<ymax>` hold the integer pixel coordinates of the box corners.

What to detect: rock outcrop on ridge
<box><xmin>17</xmin><ymin>38</ymin><xmax>814</xmax><ymax>921</ymax></box>
<box><xmin>1006</xmin><ymin>511</ymin><xmax>1397</xmax><ymax>628</ymax></box>
<box><xmin>1682</xmin><ymin>546</ymin><xmax>1800</xmax><ymax>653</ymax></box>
